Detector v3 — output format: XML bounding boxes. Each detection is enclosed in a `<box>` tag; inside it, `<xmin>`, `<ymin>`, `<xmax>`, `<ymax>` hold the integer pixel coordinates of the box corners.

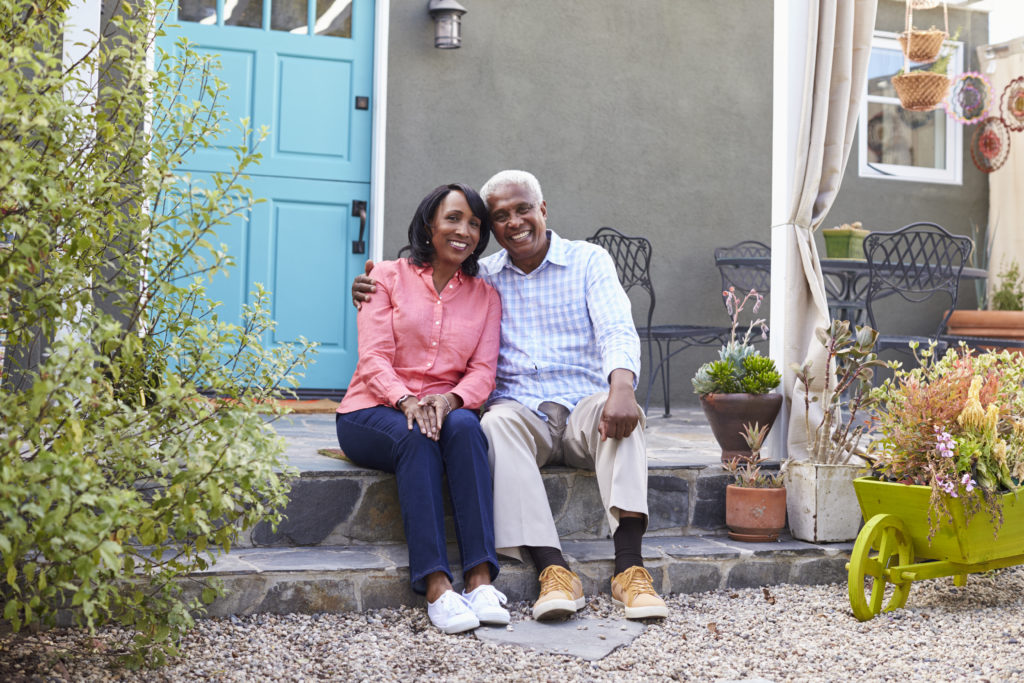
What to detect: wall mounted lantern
<box><xmin>428</xmin><ymin>0</ymin><xmax>467</xmax><ymax>49</ymax></box>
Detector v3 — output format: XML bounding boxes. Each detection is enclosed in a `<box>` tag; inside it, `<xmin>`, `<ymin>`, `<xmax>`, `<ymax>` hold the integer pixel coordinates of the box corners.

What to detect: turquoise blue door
<box><xmin>160</xmin><ymin>0</ymin><xmax>374</xmax><ymax>392</ymax></box>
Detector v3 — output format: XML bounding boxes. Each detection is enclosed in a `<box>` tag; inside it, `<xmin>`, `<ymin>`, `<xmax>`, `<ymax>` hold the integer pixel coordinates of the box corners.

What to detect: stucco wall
<box><xmin>384</xmin><ymin>1</ymin><xmax>772</xmax><ymax>408</ymax></box>
<box><xmin>382</xmin><ymin>0</ymin><xmax>988</xmax><ymax>408</ymax></box>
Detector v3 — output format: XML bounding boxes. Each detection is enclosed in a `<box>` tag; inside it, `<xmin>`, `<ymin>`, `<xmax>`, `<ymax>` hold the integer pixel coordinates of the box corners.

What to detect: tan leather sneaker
<box><xmin>611</xmin><ymin>566</ymin><xmax>668</xmax><ymax>619</ymax></box>
<box><xmin>532</xmin><ymin>565</ymin><xmax>585</xmax><ymax>621</ymax></box>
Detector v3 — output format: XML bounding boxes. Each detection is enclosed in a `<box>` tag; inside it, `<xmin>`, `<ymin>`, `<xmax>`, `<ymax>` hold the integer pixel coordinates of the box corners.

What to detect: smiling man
<box><xmin>353</xmin><ymin>170</ymin><xmax>666</xmax><ymax>621</ymax></box>
<box><xmin>473</xmin><ymin>170</ymin><xmax>666</xmax><ymax>621</ymax></box>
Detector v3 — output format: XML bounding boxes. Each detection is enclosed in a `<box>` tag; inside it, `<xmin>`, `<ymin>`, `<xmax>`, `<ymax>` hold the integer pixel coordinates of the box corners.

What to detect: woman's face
<box><xmin>429</xmin><ymin>190</ymin><xmax>481</xmax><ymax>270</ymax></box>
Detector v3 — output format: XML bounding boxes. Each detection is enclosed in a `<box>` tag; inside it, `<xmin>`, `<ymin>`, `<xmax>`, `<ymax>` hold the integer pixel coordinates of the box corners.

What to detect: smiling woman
<box><xmin>334</xmin><ymin>183</ymin><xmax>508</xmax><ymax>635</ymax></box>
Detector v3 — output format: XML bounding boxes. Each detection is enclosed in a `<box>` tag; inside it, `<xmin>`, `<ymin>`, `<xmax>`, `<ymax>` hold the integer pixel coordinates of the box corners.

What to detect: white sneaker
<box><xmin>463</xmin><ymin>585</ymin><xmax>511</xmax><ymax>625</ymax></box>
<box><xmin>427</xmin><ymin>590</ymin><xmax>480</xmax><ymax>634</ymax></box>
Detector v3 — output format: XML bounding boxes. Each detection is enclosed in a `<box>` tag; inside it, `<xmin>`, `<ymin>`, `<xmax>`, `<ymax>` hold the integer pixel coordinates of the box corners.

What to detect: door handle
<box><xmin>352</xmin><ymin>200</ymin><xmax>367</xmax><ymax>254</ymax></box>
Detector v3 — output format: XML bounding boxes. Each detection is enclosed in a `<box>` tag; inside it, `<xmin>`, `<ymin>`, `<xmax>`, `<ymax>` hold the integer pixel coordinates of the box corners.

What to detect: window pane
<box><xmin>867</xmin><ymin>46</ymin><xmax>904</xmax><ymax>97</ymax></box>
<box><xmin>314</xmin><ymin>0</ymin><xmax>352</xmax><ymax>37</ymax></box>
<box><xmin>179</xmin><ymin>0</ymin><xmax>216</xmax><ymax>24</ymax></box>
<box><xmin>272</xmin><ymin>0</ymin><xmax>307</xmax><ymax>33</ymax></box>
<box><xmin>866</xmin><ymin>102</ymin><xmax>946</xmax><ymax>169</ymax></box>
<box><xmin>224</xmin><ymin>0</ymin><xmax>263</xmax><ymax>28</ymax></box>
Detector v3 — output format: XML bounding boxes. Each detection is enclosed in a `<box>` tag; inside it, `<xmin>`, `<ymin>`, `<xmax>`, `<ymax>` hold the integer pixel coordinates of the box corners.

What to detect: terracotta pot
<box><xmin>725</xmin><ymin>485</ymin><xmax>787</xmax><ymax>542</ymax></box>
<box><xmin>699</xmin><ymin>393</ymin><xmax>783</xmax><ymax>463</ymax></box>
<box><xmin>946</xmin><ymin>309</ymin><xmax>1024</xmax><ymax>345</ymax></box>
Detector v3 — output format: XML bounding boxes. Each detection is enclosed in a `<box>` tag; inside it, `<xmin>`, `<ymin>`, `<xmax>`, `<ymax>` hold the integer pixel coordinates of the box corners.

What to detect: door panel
<box><xmin>160</xmin><ymin>0</ymin><xmax>373</xmax><ymax>391</ymax></box>
<box><xmin>204</xmin><ymin>177</ymin><xmax>366</xmax><ymax>388</ymax></box>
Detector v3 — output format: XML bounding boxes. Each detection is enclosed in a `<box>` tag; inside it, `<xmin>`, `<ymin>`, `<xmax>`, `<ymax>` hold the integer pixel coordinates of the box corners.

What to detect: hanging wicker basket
<box><xmin>899</xmin><ymin>29</ymin><xmax>947</xmax><ymax>63</ymax></box>
<box><xmin>893</xmin><ymin>71</ymin><xmax>951</xmax><ymax>111</ymax></box>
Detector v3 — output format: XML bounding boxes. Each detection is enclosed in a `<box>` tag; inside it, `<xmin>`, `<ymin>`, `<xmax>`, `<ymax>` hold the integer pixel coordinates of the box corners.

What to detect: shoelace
<box><xmin>619</xmin><ymin>566</ymin><xmax>657</xmax><ymax>599</ymax></box>
<box><xmin>538</xmin><ymin>566</ymin><xmax>576</xmax><ymax>596</ymax></box>
<box><xmin>437</xmin><ymin>590</ymin><xmax>473</xmax><ymax>613</ymax></box>
<box><xmin>470</xmin><ymin>585</ymin><xmax>508</xmax><ymax>606</ymax></box>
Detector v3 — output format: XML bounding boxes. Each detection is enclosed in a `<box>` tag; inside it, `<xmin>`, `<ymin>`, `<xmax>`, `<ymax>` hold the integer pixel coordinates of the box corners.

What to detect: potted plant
<box><xmin>860</xmin><ymin>343</ymin><xmax>1024</xmax><ymax>539</ymax></box>
<box><xmin>724</xmin><ymin>422</ymin><xmax>787</xmax><ymax>542</ymax></box>
<box><xmin>692</xmin><ymin>287</ymin><xmax>782</xmax><ymax>463</ymax></box>
<box><xmin>787</xmin><ymin>320</ymin><xmax>886</xmax><ymax>542</ymax></box>
<box><xmin>821</xmin><ymin>221</ymin><xmax>870</xmax><ymax>259</ymax></box>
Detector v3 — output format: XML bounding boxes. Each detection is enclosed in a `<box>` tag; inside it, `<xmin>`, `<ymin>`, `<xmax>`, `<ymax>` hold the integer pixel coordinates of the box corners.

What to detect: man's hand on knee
<box><xmin>599</xmin><ymin>370</ymin><xmax>641</xmax><ymax>441</ymax></box>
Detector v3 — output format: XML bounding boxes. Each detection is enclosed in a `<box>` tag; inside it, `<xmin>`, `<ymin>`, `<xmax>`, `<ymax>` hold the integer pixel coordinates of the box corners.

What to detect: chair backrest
<box><xmin>586</xmin><ymin>227</ymin><xmax>656</xmax><ymax>332</ymax></box>
<box><xmin>713</xmin><ymin>240</ymin><xmax>772</xmax><ymax>306</ymax></box>
<box><xmin>863</xmin><ymin>222</ymin><xmax>972</xmax><ymax>338</ymax></box>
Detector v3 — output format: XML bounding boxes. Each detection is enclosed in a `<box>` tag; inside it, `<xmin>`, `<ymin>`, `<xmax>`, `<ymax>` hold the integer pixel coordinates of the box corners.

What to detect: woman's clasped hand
<box><xmin>398</xmin><ymin>392</ymin><xmax>463</xmax><ymax>440</ymax></box>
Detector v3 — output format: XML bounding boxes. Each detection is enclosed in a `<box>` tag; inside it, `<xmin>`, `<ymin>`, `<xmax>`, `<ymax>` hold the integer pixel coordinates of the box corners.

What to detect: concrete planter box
<box><xmin>786</xmin><ymin>461</ymin><xmax>863</xmax><ymax>542</ymax></box>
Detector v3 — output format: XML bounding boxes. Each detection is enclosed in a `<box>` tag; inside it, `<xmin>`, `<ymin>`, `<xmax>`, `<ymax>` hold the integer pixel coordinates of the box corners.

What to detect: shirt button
<box><xmin>426</xmin><ymin>363</ymin><xmax>432</xmax><ymax>368</ymax></box>
<box><xmin>432</xmin><ymin>342</ymin><xmax>437</xmax><ymax>346</ymax></box>
<box><xmin>435</xmin><ymin>320</ymin><xmax>440</xmax><ymax>325</ymax></box>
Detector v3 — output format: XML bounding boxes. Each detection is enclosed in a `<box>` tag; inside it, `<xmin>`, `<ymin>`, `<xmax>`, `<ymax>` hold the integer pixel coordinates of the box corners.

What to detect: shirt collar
<box><xmin>411</xmin><ymin>260</ymin><xmax>465</xmax><ymax>285</ymax></box>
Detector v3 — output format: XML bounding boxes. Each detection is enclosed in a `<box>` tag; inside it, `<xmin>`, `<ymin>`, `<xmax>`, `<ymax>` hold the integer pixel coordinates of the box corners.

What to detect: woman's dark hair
<box><xmin>406</xmin><ymin>183</ymin><xmax>491</xmax><ymax>277</ymax></box>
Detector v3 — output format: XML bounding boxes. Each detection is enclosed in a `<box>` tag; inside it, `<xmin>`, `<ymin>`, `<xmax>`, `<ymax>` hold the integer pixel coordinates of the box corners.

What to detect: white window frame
<box><xmin>858</xmin><ymin>31</ymin><xmax>964</xmax><ymax>185</ymax></box>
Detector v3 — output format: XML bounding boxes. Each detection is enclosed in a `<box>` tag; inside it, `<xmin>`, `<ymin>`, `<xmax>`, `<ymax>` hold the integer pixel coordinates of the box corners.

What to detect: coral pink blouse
<box><xmin>337</xmin><ymin>259</ymin><xmax>502</xmax><ymax>413</ymax></box>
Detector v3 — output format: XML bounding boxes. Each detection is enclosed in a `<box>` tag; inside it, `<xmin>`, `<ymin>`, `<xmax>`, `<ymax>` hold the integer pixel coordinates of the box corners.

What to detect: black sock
<box><xmin>526</xmin><ymin>546</ymin><xmax>569</xmax><ymax>572</ymax></box>
<box><xmin>613</xmin><ymin>517</ymin><xmax>645</xmax><ymax>575</ymax></box>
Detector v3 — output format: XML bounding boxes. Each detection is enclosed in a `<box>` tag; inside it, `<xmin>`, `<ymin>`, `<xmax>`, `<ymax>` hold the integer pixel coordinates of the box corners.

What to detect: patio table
<box><xmin>714</xmin><ymin>255</ymin><xmax>986</xmax><ymax>326</ymax></box>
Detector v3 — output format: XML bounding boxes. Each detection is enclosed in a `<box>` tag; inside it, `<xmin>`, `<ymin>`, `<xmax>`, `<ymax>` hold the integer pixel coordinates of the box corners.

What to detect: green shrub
<box><xmin>1</xmin><ymin>0</ymin><xmax>313</xmax><ymax>667</ymax></box>
<box><xmin>990</xmin><ymin>262</ymin><xmax>1024</xmax><ymax>311</ymax></box>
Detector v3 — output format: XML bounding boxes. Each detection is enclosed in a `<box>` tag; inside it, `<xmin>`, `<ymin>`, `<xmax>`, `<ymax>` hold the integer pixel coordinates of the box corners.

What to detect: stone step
<box><xmin>245</xmin><ymin>412</ymin><xmax>760</xmax><ymax>548</ymax></box>
<box><xmin>187</xmin><ymin>536</ymin><xmax>852</xmax><ymax>617</ymax></box>
<box><xmin>244</xmin><ymin>462</ymin><xmax>743</xmax><ymax>548</ymax></box>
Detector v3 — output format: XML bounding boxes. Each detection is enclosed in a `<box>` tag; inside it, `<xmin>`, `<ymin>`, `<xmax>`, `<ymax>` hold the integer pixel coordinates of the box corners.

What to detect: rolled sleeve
<box><xmin>586</xmin><ymin>249</ymin><xmax>641</xmax><ymax>388</ymax></box>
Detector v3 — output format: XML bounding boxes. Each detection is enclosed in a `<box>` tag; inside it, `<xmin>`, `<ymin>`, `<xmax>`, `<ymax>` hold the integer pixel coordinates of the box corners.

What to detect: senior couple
<box><xmin>336</xmin><ymin>170</ymin><xmax>668</xmax><ymax>634</ymax></box>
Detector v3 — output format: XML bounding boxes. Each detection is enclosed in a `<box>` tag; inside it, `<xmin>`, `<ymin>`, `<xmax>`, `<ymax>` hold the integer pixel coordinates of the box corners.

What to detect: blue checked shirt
<box><xmin>479</xmin><ymin>230</ymin><xmax>641</xmax><ymax>416</ymax></box>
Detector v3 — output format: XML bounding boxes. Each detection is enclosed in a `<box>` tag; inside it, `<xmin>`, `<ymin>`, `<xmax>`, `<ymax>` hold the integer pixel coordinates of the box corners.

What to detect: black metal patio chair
<box><xmin>586</xmin><ymin>227</ymin><xmax>770</xmax><ymax>417</ymax></box>
<box><xmin>862</xmin><ymin>222</ymin><xmax>972</xmax><ymax>357</ymax></box>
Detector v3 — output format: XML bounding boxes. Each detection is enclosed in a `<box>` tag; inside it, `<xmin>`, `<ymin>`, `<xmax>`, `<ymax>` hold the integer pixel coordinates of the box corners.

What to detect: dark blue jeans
<box><xmin>335</xmin><ymin>406</ymin><xmax>499</xmax><ymax>594</ymax></box>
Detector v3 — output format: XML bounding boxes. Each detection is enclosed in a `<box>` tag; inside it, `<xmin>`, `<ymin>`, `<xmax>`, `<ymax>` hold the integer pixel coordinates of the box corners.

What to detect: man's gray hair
<box><xmin>480</xmin><ymin>170</ymin><xmax>544</xmax><ymax>206</ymax></box>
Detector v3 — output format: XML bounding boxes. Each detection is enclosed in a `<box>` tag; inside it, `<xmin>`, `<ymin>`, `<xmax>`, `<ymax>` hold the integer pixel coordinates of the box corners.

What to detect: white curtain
<box><xmin>783</xmin><ymin>0</ymin><xmax>878</xmax><ymax>461</ymax></box>
<box><xmin>978</xmin><ymin>38</ymin><xmax>1024</xmax><ymax>287</ymax></box>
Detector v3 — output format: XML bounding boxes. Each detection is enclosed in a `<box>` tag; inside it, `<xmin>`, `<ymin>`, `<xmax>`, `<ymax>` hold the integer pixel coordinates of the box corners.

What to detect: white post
<box><xmin>369</xmin><ymin>0</ymin><xmax>390</xmax><ymax>262</ymax></box>
<box><xmin>769</xmin><ymin>0</ymin><xmax>811</xmax><ymax>460</ymax></box>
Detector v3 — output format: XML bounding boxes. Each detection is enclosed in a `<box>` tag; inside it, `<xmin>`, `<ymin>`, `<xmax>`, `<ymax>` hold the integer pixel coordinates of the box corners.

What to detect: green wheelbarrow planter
<box><xmin>846</xmin><ymin>477</ymin><xmax>1024</xmax><ymax>622</ymax></box>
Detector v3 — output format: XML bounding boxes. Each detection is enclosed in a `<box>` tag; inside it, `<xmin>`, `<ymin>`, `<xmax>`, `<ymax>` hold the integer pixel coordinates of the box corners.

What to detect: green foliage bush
<box><xmin>990</xmin><ymin>262</ymin><xmax>1024</xmax><ymax>311</ymax></box>
<box><xmin>1</xmin><ymin>0</ymin><xmax>313</xmax><ymax>666</ymax></box>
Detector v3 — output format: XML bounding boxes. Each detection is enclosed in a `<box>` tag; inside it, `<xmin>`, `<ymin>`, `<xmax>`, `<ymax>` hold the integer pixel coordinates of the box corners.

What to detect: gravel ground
<box><xmin>3</xmin><ymin>566</ymin><xmax>1024</xmax><ymax>682</ymax></box>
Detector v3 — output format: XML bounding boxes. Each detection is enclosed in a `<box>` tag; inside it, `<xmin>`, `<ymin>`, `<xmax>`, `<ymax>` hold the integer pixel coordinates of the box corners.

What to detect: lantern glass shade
<box><xmin>434</xmin><ymin>13</ymin><xmax>461</xmax><ymax>48</ymax></box>
<box><xmin>428</xmin><ymin>0</ymin><xmax>466</xmax><ymax>49</ymax></box>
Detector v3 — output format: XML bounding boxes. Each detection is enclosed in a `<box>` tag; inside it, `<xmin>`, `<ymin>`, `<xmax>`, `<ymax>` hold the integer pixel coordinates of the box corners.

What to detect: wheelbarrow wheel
<box><xmin>848</xmin><ymin>513</ymin><xmax>913</xmax><ymax>621</ymax></box>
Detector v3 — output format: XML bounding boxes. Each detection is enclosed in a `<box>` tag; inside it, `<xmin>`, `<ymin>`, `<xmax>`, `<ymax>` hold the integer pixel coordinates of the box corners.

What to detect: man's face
<box><xmin>487</xmin><ymin>183</ymin><xmax>549</xmax><ymax>273</ymax></box>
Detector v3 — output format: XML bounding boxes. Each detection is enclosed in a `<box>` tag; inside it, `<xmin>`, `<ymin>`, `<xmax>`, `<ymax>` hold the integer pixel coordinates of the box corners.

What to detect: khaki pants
<box><xmin>480</xmin><ymin>392</ymin><xmax>648</xmax><ymax>560</ymax></box>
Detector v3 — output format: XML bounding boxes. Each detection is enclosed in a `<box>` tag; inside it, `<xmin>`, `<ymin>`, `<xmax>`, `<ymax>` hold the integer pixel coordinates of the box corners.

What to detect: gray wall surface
<box><xmin>381</xmin><ymin>0</ymin><xmax>989</xmax><ymax>408</ymax></box>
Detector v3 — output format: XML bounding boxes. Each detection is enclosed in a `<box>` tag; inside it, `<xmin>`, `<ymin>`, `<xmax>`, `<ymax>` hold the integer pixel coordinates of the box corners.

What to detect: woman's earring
<box><xmin>426</xmin><ymin>238</ymin><xmax>431</xmax><ymax>244</ymax></box>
